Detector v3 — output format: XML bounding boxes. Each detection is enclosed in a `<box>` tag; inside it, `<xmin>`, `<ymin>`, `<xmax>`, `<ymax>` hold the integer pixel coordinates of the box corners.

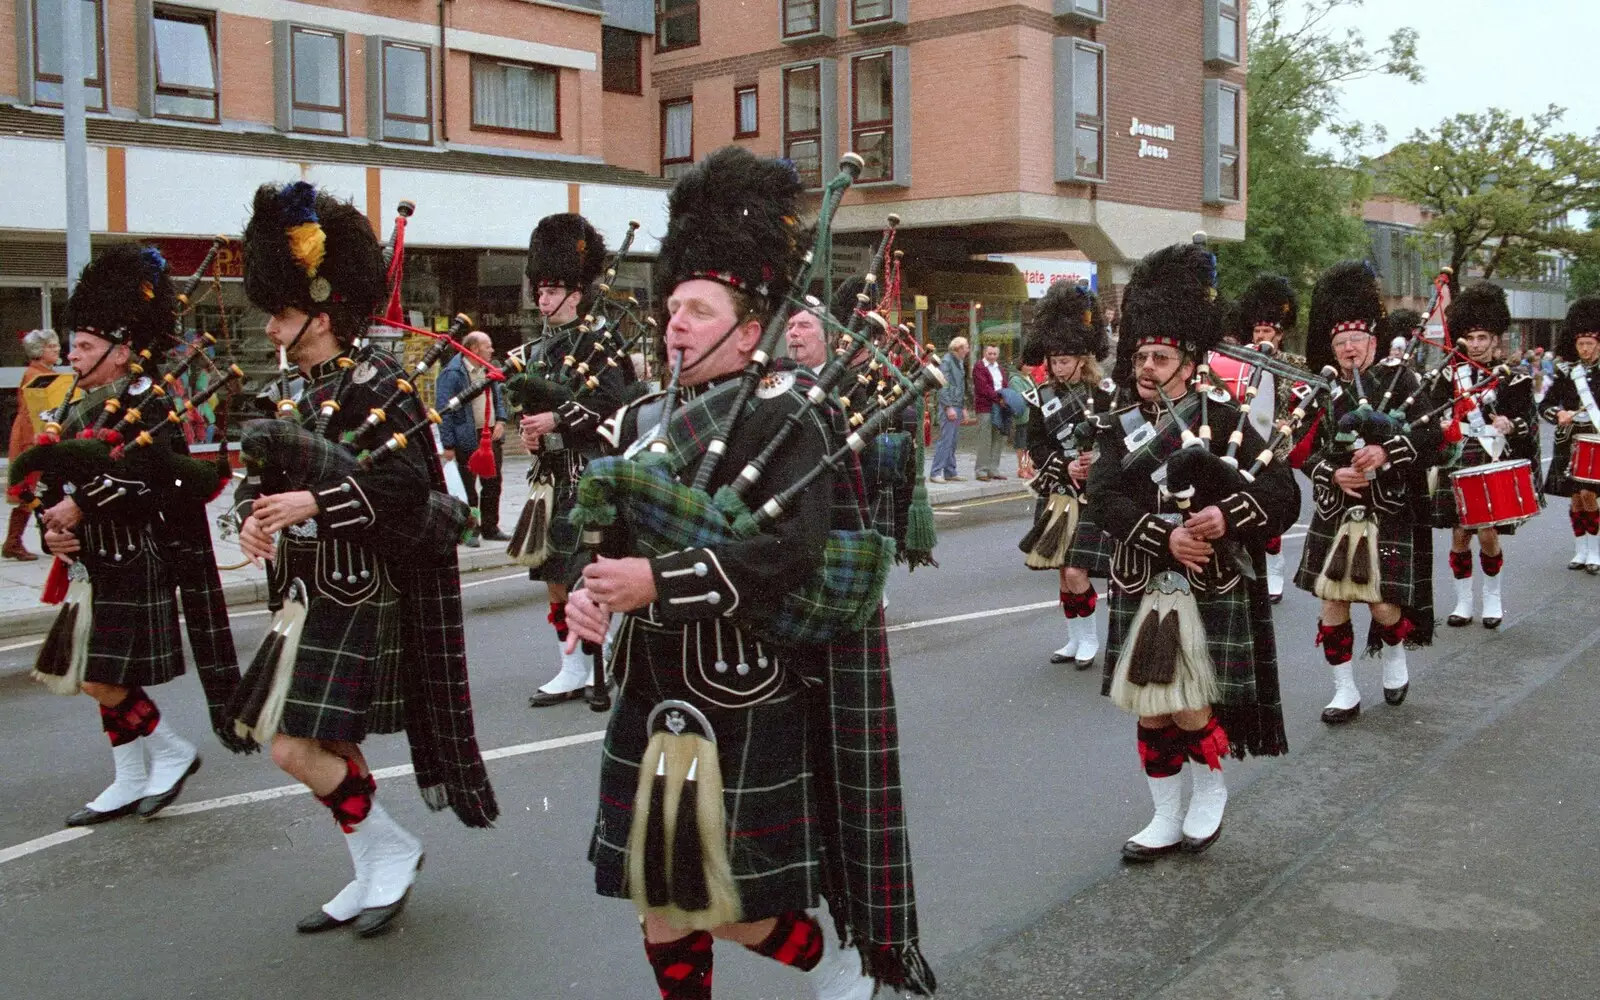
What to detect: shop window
<box><xmin>662</xmin><ymin>98</ymin><xmax>693</xmax><ymax>179</ymax></box>
<box><xmin>366</xmin><ymin>39</ymin><xmax>432</xmax><ymax>144</ymax></box>
<box><xmin>471</xmin><ymin>56</ymin><xmax>559</xmax><ymax>137</ymax></box>
<box><xmin>1054</xmin><ymin>0</ymin><xmax>1105</xmax><ymax>25</ymax></box>
<box><xmin>272</xmin><ymin>24</ymin><xmax>347</xmax><ymax>135</ymax></box>
<box><xmin>782</xmin><ymin>0</ymin><xmax>834</xmax><ymax>43</ymax></box>
<box><xmin>781</xmin><ymin>60</ymin><xmax>835</xmax><ymax>190</ymax></box>
<box><xmin>148</xmin><ymin>6</ymin><xmax>218</xmax><ymax>122</ymax></box>
<box><xmin>28</xmin><ymin>0</ymin><xmax>107</xmax><ymax>111</ymax></box>
<box><xmin>1053</xmin><ymin>38</ymin><xmax>1104</xmax><ymax>183</ymax></box>
<box><xmin>602</xmin><ymin>27</ymin><xmax>643</xmax><ymax>95</ymax></box>
<box><xmin>850</xmin><ymin>0</ymin><xmax>907</xmax><ymax>32</ymax></box>
<box><xmin>1205</xmin><ymin>0</ymin><xmax>1241</xmax><ymax>67</ymax></box>
<box><xmin>1204</xmin><ymin>79</ymin><xmax>1241</xmax><ymax>203</ymax></box>
<box><xmin>657</xmin><ymin>0</ymin><xmax>699</xmax><ymax>51</ymax></box>
<box><xmin>734</xmin><ymin>85</ymin><xmax>759</xmax><ymax>138</ymax></box>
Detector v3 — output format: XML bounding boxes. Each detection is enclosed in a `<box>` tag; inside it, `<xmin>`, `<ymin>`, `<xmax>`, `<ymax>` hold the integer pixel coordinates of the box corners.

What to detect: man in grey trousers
<box><xmin>930</xmin><ymin>336</ymin><xmax>969</xmax><ymax>482</ymax></box>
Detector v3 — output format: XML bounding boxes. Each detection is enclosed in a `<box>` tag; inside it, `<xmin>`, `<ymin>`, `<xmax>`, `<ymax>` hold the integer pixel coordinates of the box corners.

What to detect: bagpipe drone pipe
<box><xmin>570</xmin><ymin>153</ymin><xmax>946</xmax><ymax>645</ymax></box>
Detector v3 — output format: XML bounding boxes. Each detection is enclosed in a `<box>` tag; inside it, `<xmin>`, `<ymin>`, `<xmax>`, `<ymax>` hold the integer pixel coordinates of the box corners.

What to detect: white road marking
<box><xmin>887</xmin><ymin>600</ymin><xmax>1063</xmax><ymax>632</ymax></box>
<box><xmin>0</xmin><ymin>828</ymin><xmax>92</xmax><ymax>865</ymax></box>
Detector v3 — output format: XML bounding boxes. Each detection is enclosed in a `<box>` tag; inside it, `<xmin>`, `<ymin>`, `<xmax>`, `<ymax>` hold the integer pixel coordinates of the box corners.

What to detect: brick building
<box><xmin>627</xmin><ymin>0</ymin><xmax>1250</xmax><ymax>353</ymax></box>
<box><xmin>0</xmin><ymin>0</ymin><xmax>671</xmax><ymax>389</ymax></box>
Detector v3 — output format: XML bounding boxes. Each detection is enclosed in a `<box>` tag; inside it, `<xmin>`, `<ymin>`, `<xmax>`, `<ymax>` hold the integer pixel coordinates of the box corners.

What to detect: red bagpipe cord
<box><xmin>467</xmin><ymin>391</ymin><xmax>498</xmax><ymax>479</ymax></box>
<box><xmin>42</xmin><ymin>556</ymin><xmax>69</xmax><ymax>605</ymax></box>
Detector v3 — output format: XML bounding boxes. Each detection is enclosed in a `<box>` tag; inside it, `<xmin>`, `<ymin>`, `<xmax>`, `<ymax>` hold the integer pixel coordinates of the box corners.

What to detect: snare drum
<box><xmin>1207</xmin><ymin>351</ymin><xmax>1256</xmax><ymax>403</ymax></box>
<box><xmin>1451</xmin><ymin>459</ymin><xmax>1540</xmax><ymax>529</ymax></box>
<box><xmin>1570</xmin><ymin>434</ymin><xmax>1600</xmax><ymax>486</ymax></box>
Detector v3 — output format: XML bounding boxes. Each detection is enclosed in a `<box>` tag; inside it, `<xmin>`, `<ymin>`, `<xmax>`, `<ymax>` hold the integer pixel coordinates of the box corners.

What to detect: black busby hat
<box><xmin>653</xmin><ymin>146</ymin><xmax>808</xmax><ymax>318</ymax></box>
<box><xmin>64</xmin><ymin>243</ymin><xmax>177</xmax><ymax>352</ymax></box>
<box><xmin>1305</xmin><ymin>260</ymin><xmax>1384</xmax><ymax>375</ymax></box>
<box><xmin>1112</xmin><ymin>241</ymin><xmax>1222</xmax><ymax>384</ymax></box>
<box><xmin>1559</xmin><ymin>296</ymin><xmax>1600</xmax><ymax>361</ymax></box>
<box><xmin>1238</xmin><ymin>274</ymin><xmax>1298</xmax><ymax>333</ymax></box>
<box><xmin>242</xmin><ymin>181</ymin><xmax>386</xmax><ymax>343</ymax></box>
<box><xmin>525</xmin><ymin>213</ymin><xmax>607</xmax><ymax>291</ymax></box>
<box><xmin>1381</xmin><ymin>307</ymin><xmax>1423</xmax><ymax>345</ymax></box>
<box><xmin>1022</xmin><ymin>279</ymin><xmax>1107</xmax><ymax>365</ymax></box>
<box><xmin>1445</xmin><ymin>281</ymin><xmax>1510</xmax><ymax>338</ymax></box>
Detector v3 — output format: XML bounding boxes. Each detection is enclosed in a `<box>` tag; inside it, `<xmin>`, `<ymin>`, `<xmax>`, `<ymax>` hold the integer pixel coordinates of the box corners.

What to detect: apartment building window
<box><xmin>288</xmin><ymin>26</ymin><xmax>346</xmax><ymax>134</ymax></box>
<box><xmin>378</xmin><ymin>41</ymin><xmax>431</xmax><ymax>143</ymax></box>
<box><xmin>30</xmin><ymin>0</ymin><xmax>107</xmax><ymax>111</ymax></box>
<box><xmin>602</xmin><ymin>27</ymin><xmax>643</xmax><ymax>95</ymax></box>
<box><xmin>1053</xmin><ymin>38</ymin><xmax>1105</xmax><ymax>183</ymax></box>
<box><xmin>1204</xmin><ymin>0</ymin><xmax>1241</xmax><ymax>66</ymax></box>
<box><xmin>472</xmin><ymin>56</ymin><xmax>559</xmax><ymax>136</ymax></box>
<box><xmin>850</xmin><ymin>0</ymin><xmax>908</xmax><ymax>32</ymax></box>
<box><xmin>734</xmin><ymin>86</ymin><xmax>759</xmax><ymax>137</ymax></box>
<box><xmin>1203</xmin><ymin>79</ymin><xmax>1241</xmax><ymax>203</ymax></box>
<box><xmin>1054</xmin><ymin>0</ymin><xmax>1105</xmax><ymax>24</ymax></box>
<box><xmin>850</xmin><ymin>48</ymin><xmax>909</xmax><ymax>185</ymax></box>
<box><xmin>151</xmin><ymin>6</ymin><xmax>218</xmax><ymax>122</ymax></box>
<box><xmin>782</xmin><ymin>62</ymin><xmax>835</xmax><ymax>189</ymax></box>
<box><xmin>782</xmin><ymin>0</ymin><xmax>835</xmax><ymax>42</ymax></box>
<box><xmin>657</xmin><ymin>0</ymin><xmax>699</xmax><ymax>51</ymax></box>
<box><xmin>662</xmin><ymin>99</ymin><xmax>694</xmax><ymax>179</ymax></box>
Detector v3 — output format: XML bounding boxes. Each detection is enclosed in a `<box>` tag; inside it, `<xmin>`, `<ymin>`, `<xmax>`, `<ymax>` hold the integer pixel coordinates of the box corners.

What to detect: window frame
<box><xmin>469</xmin><ymin>54</ymin><xmax>562</xmax><ymax>139</ymax></box>
<box><xmin>601</xmin><ymin>26</ymin><xmax>643</xmax><ymax>95</ymax></box>
<box><xmin>850</xmin><ymin>51</ymin><xmax>893</xmax><ymax>183</ymax></box>
<box><xmin>1053</xmin><ymin>0</ymin><xmax>1106</xmax><ymax>25</ymax></box>
<box><xmin>656</xmin><ymin>0</ymin><xmax>700</xmax><ymax>53</ymax></box>
<box><xmin>781</xmin><ymin>0</ymin><xmax>835</xmax><ymax>43</ymax></box>
<box><xmin>148</xmin><ymin>4</ymin><xmax>219</xmax><ymax>123</ymax></box>
<box><xmin>734</xmin><ymin>84</ymin><xmax>759</xmax><ymax>138</ymax></box>
<box><xmin>780</xmin><ymin>59</ymin><xmax>836</xmax><ymax>191</ymax></box>
<box><xmin>287</xmin><ymin>24</ymin><xmax>348</xmax><ymax>136</ymax></box>
<box><xmin>849</xmin><ymin>0</ymin><xmax>908</xmax><ymax>33</ymax></box>
<box><xmin>1053</xmin><ymin>37</ymin><xmax>1106</xmax><ymax>185</ymax></box>
<box><xmin>372</xmin><ymin>38</ymin><xmax>433</xmax><ymax>145</ymax></box>
<box><xmin>1204</xmin><ymin>0</ymin><xmax>1242</xmax><ymax>67</ymax></box>
<box><xmin>1203</xmin><ymin>78</ymin><xmax>1243</xmax><ymax>204</ymax></box>
<box><xmin>847</xmin><ymin>46</ymin><xmax>910</xmax><ymax>188</ymax></box>
<box><xmin>30</xmin><ymin>0</ymin><xmax>108</xmax><ymax>113</ymax></box>
<box><xmin>661</xmin><ymin>97</ymin><xmax>694</xmax><ymax>178</ymax></box>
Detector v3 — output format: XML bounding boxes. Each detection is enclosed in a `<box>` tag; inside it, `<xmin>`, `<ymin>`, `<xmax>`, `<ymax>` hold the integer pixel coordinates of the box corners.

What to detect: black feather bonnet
<box><xmin>1112</xmin><ymin>241</ymin><xmax>1222</xmax><ymax>384</ymax></box>
<box><xmin>1305</xmin><ymin>260</ymin><xmax>1384</xmax><ymax>375</ymax></box>
<box><xmin>64</xmin><ymin>243</ymin><xmax>177</xmax><ymax>352</ymax></box>
<box><xmin>242</xmin><ymin>181</ymin><xmax>386</xmax><ymax>343</ymax></box>
<box><xmin>1022</xmin><ymin>279</ymin><xmax>1107</xmax><ymax>365</ymax></box>
<box><xmin>1445</xmin><ymin>281</ymin><xmax>1510</xmax><ymax>338</ymax></box>
<box><xmin>525</xmin><ymin>213</ymin><xmax>608</xmax><ymax>291</ymax></box>
<box><xmin>1559</xmin><ymin>296</ymin><xmax>1600</xmax><ymax>361</ymax></box>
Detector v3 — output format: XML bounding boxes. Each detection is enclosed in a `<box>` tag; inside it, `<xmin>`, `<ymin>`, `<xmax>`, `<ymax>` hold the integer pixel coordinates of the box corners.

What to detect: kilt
<box><xmin>81</xmin><ymin>531</ymin><xmax>185</xmax><ymax>689</ymax></box>
<box><xmin>1101</xmin><ymin>582</ymin><xmax>1254</xmax><ymax>709</ymax></box>
<box><xmin>530</xmin><ymin>459</ymin><xmax>588</xmax><ymax>586</ymax></box>
<box><xmin>1294</xmin><ymin>507</ymin><xmax>1419</xmax><ymax>609</ymax></box>
<box><xmin>1027</xmin><ymin>494</ymin><xmax>1112</xmax><ymax>577</ymax></box>
<box><xmin>269</xmin><ymin>539</ymin><xmax>406</xmax><ymax>743</ymax></box>
<box><xmin>591</xmin><ymin>617</ymin><xmax>822</xmax><ymax>922</ymax></box>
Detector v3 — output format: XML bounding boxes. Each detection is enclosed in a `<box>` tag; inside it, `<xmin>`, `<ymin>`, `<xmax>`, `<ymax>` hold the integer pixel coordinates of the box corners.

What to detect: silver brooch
<box><xmin>665</xmin><ymin>710</ymin><xmax>687</xmax><ymax>735</ymax></box>
<box><xmin>352</xmin><ymin>361</ymin><xmax>377</xmax><ymax>385</ymax></box>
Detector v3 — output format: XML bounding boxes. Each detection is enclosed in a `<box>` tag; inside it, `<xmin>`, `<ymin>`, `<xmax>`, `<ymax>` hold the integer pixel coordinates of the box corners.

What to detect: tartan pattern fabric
<box><xmin>1027</xmin><ymin>495</ymin><xmax>1113</xmax><ymax>576</ymax></box>
<box><xmin>1294</xmin><ymin>512</ymin><xmax>1418</xmax><ymax>608</ymax></box>
<box><xmin>80</xmin><ymin>529</ymin><xmax>185</xmax><ymax>689</ymax></box>
<box><xmin>862</xmin><ymin>430</ymin><xmax>915</xmax><ymax>552</ymax></box>
<box><xmin>102</xmin><ymin>686</ymin><xmax>160</xmax><ymax>745</ymax></box>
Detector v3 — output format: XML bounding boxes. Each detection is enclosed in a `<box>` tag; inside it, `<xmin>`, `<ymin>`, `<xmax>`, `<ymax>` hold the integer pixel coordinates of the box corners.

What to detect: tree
<box><xmin>1213</xmin><ymin>0</ymin><xmax>1421</xmax><ymax>303</ymax></box>
<box><xmin>1379</xmin><ymin>106</ymin><xmax>1600</xmax><ymax>283</ymax></box>
<box><xmin>1567</xmin><ymin>215</ymin><xmax>1600</xmax><ymax>300</ymax></box>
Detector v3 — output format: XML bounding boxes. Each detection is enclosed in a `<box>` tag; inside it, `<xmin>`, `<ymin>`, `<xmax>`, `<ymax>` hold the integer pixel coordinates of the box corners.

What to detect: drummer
<box><xmin>1432</xmin><ymin>283</ymin><xmax>1538</xmax><ymax>630</ymax></box>
<box><xmin>1543</xmin><ymin>297</ymin><xmax>1600</xmax><ymax>574</ymax></box>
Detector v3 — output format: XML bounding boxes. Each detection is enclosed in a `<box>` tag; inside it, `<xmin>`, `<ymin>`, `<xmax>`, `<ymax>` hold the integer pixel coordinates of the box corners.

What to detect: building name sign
<box><xmin>1130</xmin><ymin>117</ymin><xmax>1174</xmax><ymax>160</ymax></box>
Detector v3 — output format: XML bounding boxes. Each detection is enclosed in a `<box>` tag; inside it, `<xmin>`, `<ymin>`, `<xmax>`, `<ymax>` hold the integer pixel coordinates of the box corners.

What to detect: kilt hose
<box><xmin>591</xmin><ymin>619</ymin><xmax>822</xmax><ymax>922</ymax></box>
<box><xmin>80</xmin><ymin>539</ymin><xmax>186</xmax><ymax>689</ymax></box>
<box><xmin>1101</xmin><ymin>574</ymin><xmax>1287</xmax><ymax>759</ymax></box>
<box><xmin>1027</xmin><ymin>494</ymin><xmax>1113</xmax><ymax>576</ymax></box>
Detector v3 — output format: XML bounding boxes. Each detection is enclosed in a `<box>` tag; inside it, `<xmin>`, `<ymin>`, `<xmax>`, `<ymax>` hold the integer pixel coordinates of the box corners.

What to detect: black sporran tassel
<box><xmin>506</xmin><ymin>497</ymin><xmax>534</xmax><ymax>558</ymax></box>
<box><xmin>34</xmin><ymin>603</ymin><xmax>76</xmax><ymax>679</ymax></box>
<box><xmin>1125</xmin><ymin>605</ymin><xmax>1164</xmax><ymax>686</ymax></box>
<box><xmin>1143</xmin><ymin>610</ymin><xmax>1182</xmax><ymax>686</ymax></box>
<box><xmin>671</xmin><ymin>756</ymin><xmax>711</xmax><ymax>912</ymax></box>
<box><xmin>1349</xmin><ymin>534</ymin><xmax>1373</xmax><ymax>585</ymax></box>
<box><xmin>1325</xmin><ymin>533</ymin><xmax>1351</xmax><ymax>583</ymax></box>
<box><xmin>230</xmin><ymin>629</ymin><xmax>283</xmax><ymax>738</ymax></box>
<box><xmin>644</xmin><ymin>752</ymin><xmax>671</xmax><ymax>908</ymax></box>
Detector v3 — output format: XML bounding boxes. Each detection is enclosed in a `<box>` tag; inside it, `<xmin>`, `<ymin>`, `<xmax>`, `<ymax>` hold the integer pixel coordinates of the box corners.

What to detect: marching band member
<box><xmin>1431</xmin><ymin>283</ymin><xmax>1538</xmax><ymax>628</ymax></box>
<box><xmin>566</xmin><ymin>147</ymin><xmax>933</xmax><ymax>999</ymax></box>
<box><xmin>1087</xmin><ymin>242</ymin><xmax>1296</xmax><ymax>862</ymax></box>
<box><xmin>783</xmin><ymin>297</ymin><xmax>830</xmax><ymax>371</ymax></box>
<box><xmin>1543</xmin><ymin>297</ymin><xmax>1600</xmax><ymax>573</ymax></box>
<box><xmin>1018</xmin><ymin>279</ymin><xmax>1114</xmax><ymax>670</ymax></box>
<box><xmin>1235</xmin><ymin>274</ymin><xmax>1301</xmax><ymax>602</ymax></box>
<box><xmin>1294</xmin><ymin>262</ymin><xmax>1441</xmax><ymax>724</ymax></box>
<box><xmin>517</xmin><ymin>213</ymin><xmax>632</xmax><ymax>708</ymax></box>
<box><xmin>235</xmin><ymin>182</ymin><xmax>497</xmax><ymax>936</ymax></box>
<box><xmin>33</xmin><ymin>245</ymin><xmax>246</xmax><ymax>826</ymax></box>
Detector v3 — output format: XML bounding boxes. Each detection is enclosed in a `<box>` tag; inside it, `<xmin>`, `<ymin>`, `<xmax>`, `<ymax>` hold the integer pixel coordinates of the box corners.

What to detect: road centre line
<box><xmin>0</xmin><ymin>828</ymin><xmax>92</xmax><ymax>866</ymax></box>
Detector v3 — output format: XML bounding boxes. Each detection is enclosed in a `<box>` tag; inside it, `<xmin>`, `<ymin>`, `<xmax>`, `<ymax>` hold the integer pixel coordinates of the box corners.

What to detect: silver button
<box><xmin>735</xmin><ymin>662</ymin><xmax>750</xmax><ymax>676</ymax></box>
<box><xmin>706</xmin><ymin>591</ymin><xmax>721</xmax><ymax>605</ymax></box>
<box><xmin>693</xmin><ymin>562</ymin><xmax>708</xmax><ymax>577</ymax></box>
<box><xmin>713</xmin><ymin>659</ymin><xmax>729</xmax><ymax>674</ymax></box>
<box><xmin>331</xmin><ymin>572</ymin><xmax>343</xmax><ymax>582</ymax></box>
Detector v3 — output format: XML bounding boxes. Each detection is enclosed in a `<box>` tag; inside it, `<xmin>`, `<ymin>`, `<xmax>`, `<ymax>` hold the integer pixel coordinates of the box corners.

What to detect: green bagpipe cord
<box><xmin>902</xmin><ymin>397</ymin><xmax>937</xmax><ymax>569</ymax></box>
<box><xmin>570</xmin><ymin>452</ymin><xmax>892</xmax><ymax>646</ymax></box>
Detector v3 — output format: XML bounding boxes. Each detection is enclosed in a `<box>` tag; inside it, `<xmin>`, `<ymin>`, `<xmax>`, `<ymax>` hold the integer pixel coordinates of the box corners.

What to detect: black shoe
<box><xmin>480</xmin><ymin>529</ymin><xmax>507</xmax><ymax>542</ymax></box>
<box><xmin>1320</xmin><ymin>702</ymin><xmax>1361</xmax><ymax>725</ymax></box>
<box><xmin>352</xmin><ymin>855</ymin><xmax>424</xmax><ymax>938</ymax></box>
<box><xmin>1384</xmin><ymin>684</ymin><xmax>1409</xmax><ymax>706</ymax></box>
<box><xmin>137</xmin><ymin>755</ymin><xmax>201</xmax><ymax>818</ymax></box>
<box><xmin>1268</xmin><ymin>592</ymin><xmax>1283</xmax><ymax>605</ymax></box>
<box><xmin>1121</xmin><ymin>839</ymin><xmax>1182</xmax><ymax>863</ymax></box>
<box><xmin>1049</xmin><ymin>651</ymin><xmax>1075</xmax><ymax>664</ymax></box>
<box><xmin>1588</xmin><ymin>564</ymin><xmax>1600</xmax><ymax>576</ymax></box>
<box><xmin>1182</xmin><ymin>822</ymin><xmax>1224</xmax><ymax>855</ymax></box>
<box><xmin>65</xmin><ymin>801</ymin><xmax>139</xmax><ymax>827</ymax></box>
<box><xmin>528</xmin><ymin>688</ymin><xmax>586</xmax><ymax>708</ymax></box>
<box><xmin>1446</xmin><ymin>613</ymin><xmax>1472</xmax><ymax>627</ymax></box>
<box><xmin>1074</xmin><ymin>655</ymin><xmax>1096</xmax><ymax>672</ymax></box>
<box><xmin>1482</xmin><ymin>616</ymin><xmax>1502</xmax><ymax>629</ymax></box>
<box><xmin>296</xmin><ymin>909</ymin><xmax>355</xmax><ymax>934</ymax></box>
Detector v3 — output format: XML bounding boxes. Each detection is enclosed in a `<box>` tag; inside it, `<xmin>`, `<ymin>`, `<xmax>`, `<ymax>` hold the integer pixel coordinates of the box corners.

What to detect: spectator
<box><xmin>6</xmin><ymin>329</ymin><xmax>60</xmax><ymax>560</ymax></box>
<box><xmin>436</xmin><ymin>330</ymin><xmax>508</xmax><ymax>545</ymax></box>
<box><xmin>930</xmin><ymin>336</ymin><xmax>969</xmax><ymax>482</ymax></box>
<box><xmin>972</xmin><ymin>343</ymin><xmax>1009</xmax><ymax>480</ymax></box>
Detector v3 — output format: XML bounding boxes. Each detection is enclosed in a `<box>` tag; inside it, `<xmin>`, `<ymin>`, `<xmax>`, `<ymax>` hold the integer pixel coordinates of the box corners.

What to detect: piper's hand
<box><xmin>582</xmin><ymin>556</ymin><xmax>658</xmax><ymax>614</ymax></box>
<box><xmin>563</xmin><ymin>588</ymin><xmax>612</xmax><ymax>653</ymax></box>
<box><xmin>1332</xmin><ymin>466</ymin><xmax>1370</xmax><ymax>497</ymax></box>
<box><xmin>523</xmin><ymin>412</ymin><xmax>558</xmax><ymax>436</ymax></box>
<box><xmin>44</xmin><ymin>527</ymin><xmax>79</xmax><ymax>557</ymax></box>
<box><xmin>1169</xmin><ymin>526</ymin><xmax>1213</xmax><ymax>574</ymax></box>
<box><xmin>42</xmin><ymin>497</ymin><xmax>82</xmax><ymax>533</ymax></box>
<box><xmin>1491</xmin><ymin>415</ymin><xmax>1514</xmax><ymax>435</ymax></box>
<box><xmin>238</xmin><ymin>515</ymin><xmax>276</xmax><ymax>567</ymax></box>
<box><xmin>1351</xmin><ymin>444</ymin><xmax>1389</xmax><ymax>474</ymax></box>
<box><xmin>1557</xmin><ymin>410</ymin><xmax>1575</xmax><ymax>426</ymax></box>
<box><xmin>1184</xmin><ymin>505</ymin><xmax>1227</xmax><ymax>541</ymax></box>
<box><xmin>492</xmin><ymin>420</ymin><xmax>507</xmax><ymax>442</ymax></box>
<box><xmin>1068</xmin><ymin>452</ymin><xmax>1093</xmax><ymax>485</ymax></box>
<box><xmin>251</xmin><ymin>491</ymin><xmax>320</xmax><ymax>536</ymax></box>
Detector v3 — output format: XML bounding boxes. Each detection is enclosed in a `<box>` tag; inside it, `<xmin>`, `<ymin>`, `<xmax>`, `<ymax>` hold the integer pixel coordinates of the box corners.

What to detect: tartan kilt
<box><xmin>535</xmin><ymin>479</ymin><xmax>587</xmax><ymax>584</ymax></box>
<box><xmin>1100</xmin><ymin>582</ymin><xmax>1255</xmax><ymax>710</ymax></box>
<box><xmin>81</xmin><ymin>534</ymin><xmax>185</xmax><ymax>689</ymax></box>
<box><xmin>1293</xmin><ymin>507</ymin><xmax>1418</xmax><ymax>609</ymax></box>
<box><xmin>1027</xmin><ymin>495</ymin><xmax>1113</xmax><ymax>577</ymax></box>
<box><xmin>268</xmin><ymin>541</ymin><xmax>406</xmax><ymax>742</ymax></box>
<box><xmin>590</xmin><ymin>618</ymin><xmax>822</xmax><ymax>922</ymax></box>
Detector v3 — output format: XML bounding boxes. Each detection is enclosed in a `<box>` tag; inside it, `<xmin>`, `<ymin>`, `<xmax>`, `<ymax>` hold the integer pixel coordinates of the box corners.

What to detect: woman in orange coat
<box><xmin>6</xmin><ymin>329</ymin><xmax>61</xmax><ymax>559</ymax></box>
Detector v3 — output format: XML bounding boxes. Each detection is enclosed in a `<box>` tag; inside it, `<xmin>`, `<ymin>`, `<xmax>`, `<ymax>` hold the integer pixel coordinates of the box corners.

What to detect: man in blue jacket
<box><xmin>436</xmin><ymin>330</ymin><xmax>508</xmax><ymax>545</ymax></box>
<box><xmin>930</xmin><ymin>335</ymin><xmax>969</xmax><ymax>483</ymax></box>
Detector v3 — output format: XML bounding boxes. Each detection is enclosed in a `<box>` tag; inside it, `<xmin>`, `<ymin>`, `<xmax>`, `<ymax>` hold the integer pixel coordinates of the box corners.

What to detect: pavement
<box><xmin>0</xmin><ymin>445</ymin><xmax>1029</xmax><ymax>639</ymax></box>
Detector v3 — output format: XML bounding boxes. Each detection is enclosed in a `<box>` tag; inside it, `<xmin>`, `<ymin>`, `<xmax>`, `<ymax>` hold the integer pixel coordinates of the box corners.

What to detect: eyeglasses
<box><xmin>1133</xmin><ymin>349</ymin><xmax>1181</xmax><ymax>366</ymax></box>
<box><xmin>1330</xmin><ymin>332</ymin><xmax>1373</xmax><ymax>350</ymax></box>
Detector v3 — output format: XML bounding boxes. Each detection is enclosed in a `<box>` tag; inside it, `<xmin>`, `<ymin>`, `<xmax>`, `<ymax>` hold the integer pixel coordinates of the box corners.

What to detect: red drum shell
<box><xmin>1570</xmin><ymin>434</ymin><xmax>1600</xmax><ymax>486</ymax></box>
<box><xmin>1450</xmin><ymin>459</ymin><xmax>1540</xmax><ymax>529</ymax></box>
<box><xmin>1206</xmin><ymin>352</ymin><xmax>1256</xmax><ymax>404</ymax></box>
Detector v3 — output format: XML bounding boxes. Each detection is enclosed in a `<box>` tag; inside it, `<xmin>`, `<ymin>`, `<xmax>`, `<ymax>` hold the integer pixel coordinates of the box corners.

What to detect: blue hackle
<box><xmin>277</xmin><ymin>180</ymin><xmax>320</xmax><ymax>226</ymax></box>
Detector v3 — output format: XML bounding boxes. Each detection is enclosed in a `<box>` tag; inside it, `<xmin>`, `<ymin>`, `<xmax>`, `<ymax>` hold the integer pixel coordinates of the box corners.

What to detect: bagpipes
<box><xmin>571</xmin><ymin>153</ymin><xmax>947</xmax><ymax>646</ymax></box>
<box><xmin>1017</xmin><ymin>378</ymin><xmax>1105</xmax><ymax>569</ymax></box>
